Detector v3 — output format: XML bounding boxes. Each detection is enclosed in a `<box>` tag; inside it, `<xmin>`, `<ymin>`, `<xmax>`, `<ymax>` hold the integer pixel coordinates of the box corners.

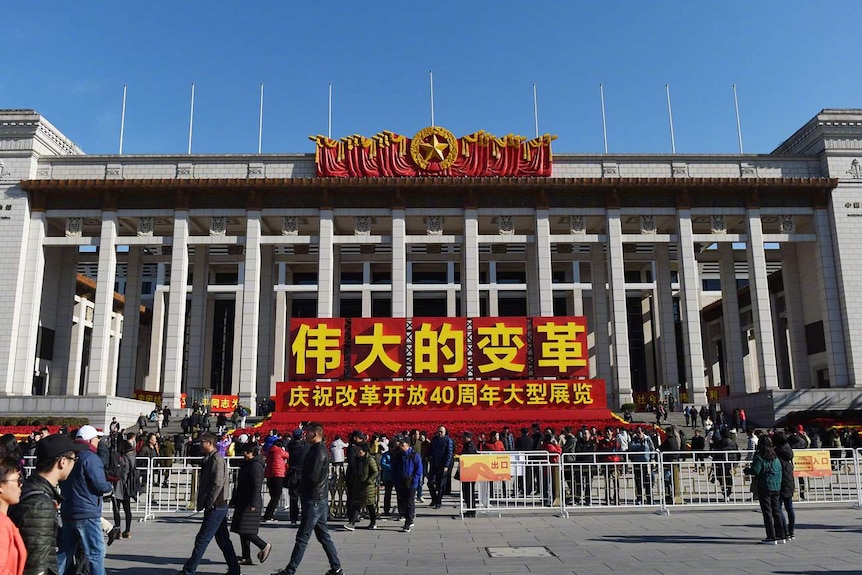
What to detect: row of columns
<box><xmin>11</xmin><ymin>206</ymin><xmax>853</xmax><ymax>409</ymax></box>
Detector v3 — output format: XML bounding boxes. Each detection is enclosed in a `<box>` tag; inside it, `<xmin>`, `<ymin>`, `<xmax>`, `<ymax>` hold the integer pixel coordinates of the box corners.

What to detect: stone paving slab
<box><xmin>105</xmin><ymin>504</ymin><xmax>862</xmax><ymax>575</ymax></box>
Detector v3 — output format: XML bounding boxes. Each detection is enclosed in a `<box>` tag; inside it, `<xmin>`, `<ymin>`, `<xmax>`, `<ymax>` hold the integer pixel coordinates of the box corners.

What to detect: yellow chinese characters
<box><xmin>476</xmin><ymin>322</ymin><xmax>525</xmax><ymax>373</ymax></box>
<box><xmin>353</xmin><ymin>323</ymin><xmax>402</xmax><ymax>374</ymax></box>
<box><xmin>572</xmin><ymin>382</ymin><xmax>594</xmax><ymax>405</ymax></box>
<box><xmin>536</xmin><ymin>321</ymin><xmax>587</xmax><ymax>372</ymax></box>
<box><xmin>414</xmin><ymin>322</ymin><xmax>464</xmax><ymax>374</ymax></box>
<box><xmin>291</xmin><ymin>323</ymin><xmax>342</xmax><ymax>376</ymax></box>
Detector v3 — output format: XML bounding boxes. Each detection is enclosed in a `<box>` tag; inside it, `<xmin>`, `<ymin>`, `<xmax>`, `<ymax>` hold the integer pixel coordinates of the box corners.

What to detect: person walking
<box><xmin>344</xmin><ymin>442</ymin><xmax>379</xmax><ymax>531</ymax></box>
<box><xmin>393</xmin><ymin>435</ymin><xmax>423</xmax><ymax>533</ymax></box>
<box><xmin>231</xmin><ymin>443</ymin><xmax>271</xmax><ymax>565</ymax></box>
<box><xmin>262</xmin><ymin>439</ymin><xmax>289</xmax><ymax>522</ymax></box>
<box><xmin>460</xmin><ymin>432</ymin><xmax>479</xmax><ymax>517</ymax></box>
<box><xmin>745</xmin><ymin>436</ymin><xmax>786</xmax><ymax>544</ymax></box>
<box><xmin>112</xmin><ymin>439</ymin><xmax>140</xmax><ymax>539</ymax></box>
<box><xmin>10</xmin><ymin>434</ymin><xmax>81</xmax><ymax>575</ymax></box>
<box><xmin>175</xmin><ymin>432</ymin><xmax>241</xmax><ymax>575</ymax></box>
<box><xmin>773</xmin><ymin>431</ymin><xmax>796</xmax><ymax>540</ymax></box>
<box><xmin>428</xmin><ymin>426</ymin><xmax>454</xmax><ymax>510</ymax></box>
<box><xmin>58</xmin><ymin>425</ymin><xmax>113</xmax><ymax>575</ymax></box>
<box><xmin>285</xmin><ymin>429</ymin><xmax>308</xmax><ymax>526</ymax></box>
<box><xmin>271</xmin><ymin>422</ymin><xmax>343</xmax><ymax>575</ymax></box>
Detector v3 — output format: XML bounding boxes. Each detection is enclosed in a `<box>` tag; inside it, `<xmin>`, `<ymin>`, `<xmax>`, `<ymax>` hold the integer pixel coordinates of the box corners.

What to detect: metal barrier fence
<box><xmin>459</xmin><ymin>449</ymin><xmax>862</xmax><ymax>518</ymax></box>
<box><xmin>23</xmin><ymin>448</ymin><xmax>862</xmax><ymax>523</ymax></box>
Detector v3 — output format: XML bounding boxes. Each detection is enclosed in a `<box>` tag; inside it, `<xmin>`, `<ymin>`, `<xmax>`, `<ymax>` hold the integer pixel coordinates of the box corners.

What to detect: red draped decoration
<box><xmin>311</xmin><ymin>128</ymin><xmax>556</xmax><ymax>178</ymax></box>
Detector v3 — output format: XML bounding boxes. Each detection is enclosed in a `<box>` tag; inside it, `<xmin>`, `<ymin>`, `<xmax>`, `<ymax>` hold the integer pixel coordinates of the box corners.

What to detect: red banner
<box><xmin>289</xmin><ymin>318</ymin><xmax>345</xmax><ymax>380</ymax></box>
<box><xmin>472</xmin><ymin>317</ymin><xmax>528</xmax><ymax>377</ymax></box>
<box><xmin>310</xmin><ymin>127</ymin><xmax>556</xmax><ymax>178</ymax></box>
<box><xmin>412</xmin><ymin>317</ymin><xmax>467</xmax><ymax>377</ymax></box>
<box><xmin>287</xmin><ymin>316</ymin><xmax>593</xmax><ymax>380</ymax></box>
<box><xmin>275</xmin><ymin>379</ymin><xmax>606</xmax><ymax>416</ymax></box>
<box><xmin>532</xmin><ymin>317</ymin><xmax>589</xmax><ymax>378</ymax></box>
<box><xmin>132</xmin><ymin>390</ymin><xmax>239</xmax><ymax>413</ymax></box>
<box><xmin>350</xmin><ymin>318</ymin><xmax>405</xmax><ymax>378</ymax></box>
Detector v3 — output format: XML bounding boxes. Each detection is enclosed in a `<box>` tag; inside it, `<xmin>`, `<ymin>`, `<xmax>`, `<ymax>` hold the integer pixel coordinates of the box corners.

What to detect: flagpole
<box><xmin>733</xmin><ymin>84</ymin><xmax>744</xmax><ymax>154</ymax></box>
<box><xmin>118</xmin><ymin>84</ymin><xmax>127</xmax><ymax>155</ymax></box>
<box><xmin>429</xmin><ymin>70</ymin><xmax>435</xmax><ymax>127</ymax></box>
<box><xmin>533</xmin><ymin>83</ymin><xmax>539</xmax><ymax>138</ymax></box>
<box><xmin>600</xmin><ymin>83</ymin><xmax>608</xmax><ymax>154</ymax></box>
<box><xmin>328</xmin><ymin>82</ymin><xmax>332</xmax><ymax>139</ymax></box>
<box><xmin>188</xmin><ymin>82</ymin><xmax>195</xmax><ymax>155</ymax></box>
<box><xmin>257</xmin><ymin>83</ymin><xmax>264</xmax><ymax>154</ymax></box>
<box><xmin>665</xmin><ymin>84</ymin><xmax>676</xmax><ymax>154</ymax></box>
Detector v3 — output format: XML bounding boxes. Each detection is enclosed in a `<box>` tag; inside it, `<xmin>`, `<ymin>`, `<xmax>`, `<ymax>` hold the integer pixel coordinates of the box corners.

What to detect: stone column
<box><xmin>107</xmin><ymin>312</ymin><xmax>123</xmax><ymax>395</ymax></box>
<box><xmin>162</xmin><ymin>212</ymin><xmax>190</xmax><ymax>409</ymax></box>
<box><xmin>655</xmin><ymin>245</ymin><xmax>680</xmax><ymax>391</ymax></box>
<box><xmin>606</xmin><ymin>209</ymin><xmax>632</xmax><ymax>405</ymax></box>
<box><xmin>50</xmin><ymin>247</ymin><xmax>79</xmax><ymax>395</ymax></box>
<box><xmin>590</xmin><ymin>245</ymin><xmax>612</xmax><ymax>384</ymax></box>
<box><xmin>117</xmin><ymin>247</ymin><xmax>143</xmax><ymax>399</ymax></box>
<box><xmin>86</xmin><ymin>213</ymin><xmax>118</xmax><ymax>396</ymax></box>
<box><xmin>392</xmin><ymin>209</ymin><xmax>407</xmax><ymax>317</ymax></box>
<box><xmin>185</xmin><ymin>247</ymin><xmax>209</xmax><ymax>392</ymax></box>
<box><xmin>144</xmin><ymin>286</ymin><xmax>166</xmax><ymax>392</ymax></box>
<box><xmin>463</xmin><ymin>209</ymin><xmax>480</xmax><ymax>317</ymax></box>
<box><xmin>256</xmin><ymin>247</ymin><xmax>274</xmax><ymax>405</ymax></box>
<box><xmin>814</xmin><ymin>207</ymin><xmax>850</xmax><ymax>386</ymax></box>
<box><xmin>272</xmin><ymin>264</ymin><xmax>287</xmax><ymax>392</ymax></box>
<box><xmin>67</xmin><ymin>298</ymin><xmax>88</xmax><ymax>395</ymax></box>
<box><xmin>7</xmin><ymin>213</ymin><xmax>47</xmax><ymax>394</ymax></box>
<box><xmin>718</xmin><ymin>243</ymin><xmax>746</xmax><ymax>394</ymax></box>
<box><xmin>676</xmin><ymin>210</ymin><xmax>707</xmax><ymax>405</ymax></box>
<box><xmin>745</xmin><ymin>209</ymin><xmax>779</xmax><ymax>390</ymax></box>
<box><xmin>318</xmin><ymin>210</ymin><xmax>335</xmax><ymax>318</ymax></box>
<box><xmin>534</xmin><ymin>209</ymin><xmax>554</xmax><ymax>316</ymax></box>
<box><xmin>238</xmin><ymin>211</ymin><xmax>262</xmax><ymax>408</ymax></box>
<box><xmin>780</xmin><ymin>245</ymin><xmax>809</xmax><ymax>388</ymax></box>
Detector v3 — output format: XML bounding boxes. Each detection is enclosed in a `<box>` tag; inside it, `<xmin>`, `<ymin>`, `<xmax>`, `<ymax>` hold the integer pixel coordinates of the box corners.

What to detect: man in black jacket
<box><xmin>10</xmin><ymin>434</ymin><xmax>84</xmax><ymax>575</ymax></box>
<box><xmin>285</xmin><ymin>429</ymin><xmax>309</xmax><ymax>526</ymax></box>
<box><xmin>272</xmin><ymin>422</ymin><xmax>343</xmax><ymax>575</ymax></box>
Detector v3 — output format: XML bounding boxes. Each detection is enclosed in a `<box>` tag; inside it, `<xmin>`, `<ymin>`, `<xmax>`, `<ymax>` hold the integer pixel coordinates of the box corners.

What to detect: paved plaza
<box><xmin>105</xmin><ymin>502</ymin><xmax>862</xmax><ymax>575</ymax></box>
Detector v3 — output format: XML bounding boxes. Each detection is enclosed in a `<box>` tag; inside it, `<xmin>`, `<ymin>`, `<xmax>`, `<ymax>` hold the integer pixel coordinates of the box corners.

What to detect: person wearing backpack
<box><xmin>112</xmin><ymin>440</ymin><xmax>140</xmax><ymax>539</ymax></box>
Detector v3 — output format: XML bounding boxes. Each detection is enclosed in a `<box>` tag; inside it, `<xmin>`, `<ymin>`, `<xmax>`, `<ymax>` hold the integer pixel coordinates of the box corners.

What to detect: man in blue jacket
<box><xmin>393</xmin><ymin>436</ymin><xmax>423</xmax><ymax>533</ymax></box>
<box><xmin>58</xmin><ymin>425</ymin><xmax>114</xmax><ymax>575</ymax></box>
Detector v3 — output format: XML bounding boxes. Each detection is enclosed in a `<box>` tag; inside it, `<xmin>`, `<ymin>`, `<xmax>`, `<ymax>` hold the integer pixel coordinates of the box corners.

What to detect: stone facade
<box><xmin>1</xmin><ymin>109</ymin><xmax>861</xmax><ymax>425</ymax></box>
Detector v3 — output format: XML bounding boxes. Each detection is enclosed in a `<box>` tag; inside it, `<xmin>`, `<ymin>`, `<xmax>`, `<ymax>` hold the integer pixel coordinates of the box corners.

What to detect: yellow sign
<box><xmin>793</xmin><ymin>450</ymin><xmax>832</xmax><ymax>478</ymax></box>
<box><xmin>458</xmin><ymin>454</ymin><xmax>512</xmax><ymax>482</ymax></box>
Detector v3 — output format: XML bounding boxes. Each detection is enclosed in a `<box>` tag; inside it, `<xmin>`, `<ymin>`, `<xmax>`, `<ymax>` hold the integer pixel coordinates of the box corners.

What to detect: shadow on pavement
<box><xmin>598</xmin><ymin>534</ymin><xmax>750</xmax><ymax>545</ymax></box>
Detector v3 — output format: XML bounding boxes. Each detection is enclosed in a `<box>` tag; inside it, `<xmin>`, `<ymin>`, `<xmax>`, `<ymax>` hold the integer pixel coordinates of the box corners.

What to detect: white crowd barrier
<box><xmin>458</xmin><ymin>448</ymin><xmax>862</xmax><ymax>518</ymax></box>
<box><xmin>24</xmin><ymin>448</ymin><xmax>862</xmax><ymax>523</ymax></box>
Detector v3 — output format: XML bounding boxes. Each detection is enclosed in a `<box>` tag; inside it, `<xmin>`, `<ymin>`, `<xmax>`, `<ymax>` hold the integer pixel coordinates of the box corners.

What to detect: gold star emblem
<box><xmin>419</xmin><ymin>134</ymin><xmax>449</xmax><ymax>162</ymax></box>
<box><xmin>410</xmin><ymin>126</ymin><xmax>458</xmax><ymax>171</ymax></box>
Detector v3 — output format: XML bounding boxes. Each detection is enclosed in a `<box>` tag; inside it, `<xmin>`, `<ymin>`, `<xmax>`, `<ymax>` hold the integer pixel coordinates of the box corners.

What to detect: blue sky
<box><xmin>3</xmin><ymin>2</ymin><xmax>859</xmax><ymax>156</ymax></box>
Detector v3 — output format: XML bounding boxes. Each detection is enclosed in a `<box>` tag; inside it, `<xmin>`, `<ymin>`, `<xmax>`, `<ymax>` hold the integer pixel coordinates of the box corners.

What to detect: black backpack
<box><xmin>105</xmin><ymin>449</ymin><xmax>123</xmax><ymax>483</ymax></box>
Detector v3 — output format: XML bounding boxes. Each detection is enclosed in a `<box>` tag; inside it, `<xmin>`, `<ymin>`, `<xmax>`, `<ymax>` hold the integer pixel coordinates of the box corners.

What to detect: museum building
<box><xmin>0</xmin><ymin>108</ymin><xmax>860</xmax><ymax>427</ymax></box>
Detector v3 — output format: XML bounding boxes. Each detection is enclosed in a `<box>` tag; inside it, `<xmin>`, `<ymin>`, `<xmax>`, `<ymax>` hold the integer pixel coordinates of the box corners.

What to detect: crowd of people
<box><xmin>0</xmin><ymin>412</ymin><xmax>853</xmax><ymax>574</ymax></box>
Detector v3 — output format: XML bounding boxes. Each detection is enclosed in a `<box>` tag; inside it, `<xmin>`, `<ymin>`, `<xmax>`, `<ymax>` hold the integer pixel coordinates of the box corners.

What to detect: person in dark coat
<box><xmin>112</xmin><ymin>440</ymin><xmax>140</xmax><ymax>539</ymax></box>
<box><xmin>460</xmin><ymin>432</ymin><xmax>479</xmax><ymax>517</ymax></box>
<box><xmin>344</xmin><ymin>443</ymin><xmax>379</xmax><ymax>530</ymax></box>
<box><xmin>285</xmin><ymin>430</ymin><xmax>308</xmax><ymax>526</ymax></box>
<box><xmin>773</xmin><ymin>431</ymin><xmax>796</xmax><ymax>540</ymax></box>
<box><xmin>230</xmin><ymin>443</ymin><xmax>271</xmax><ymax>565</ymax></box>
<box><xmin>10</xmin><ymin>434</ymin><xmax>84</xmax><ymax>575</ymax></box>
